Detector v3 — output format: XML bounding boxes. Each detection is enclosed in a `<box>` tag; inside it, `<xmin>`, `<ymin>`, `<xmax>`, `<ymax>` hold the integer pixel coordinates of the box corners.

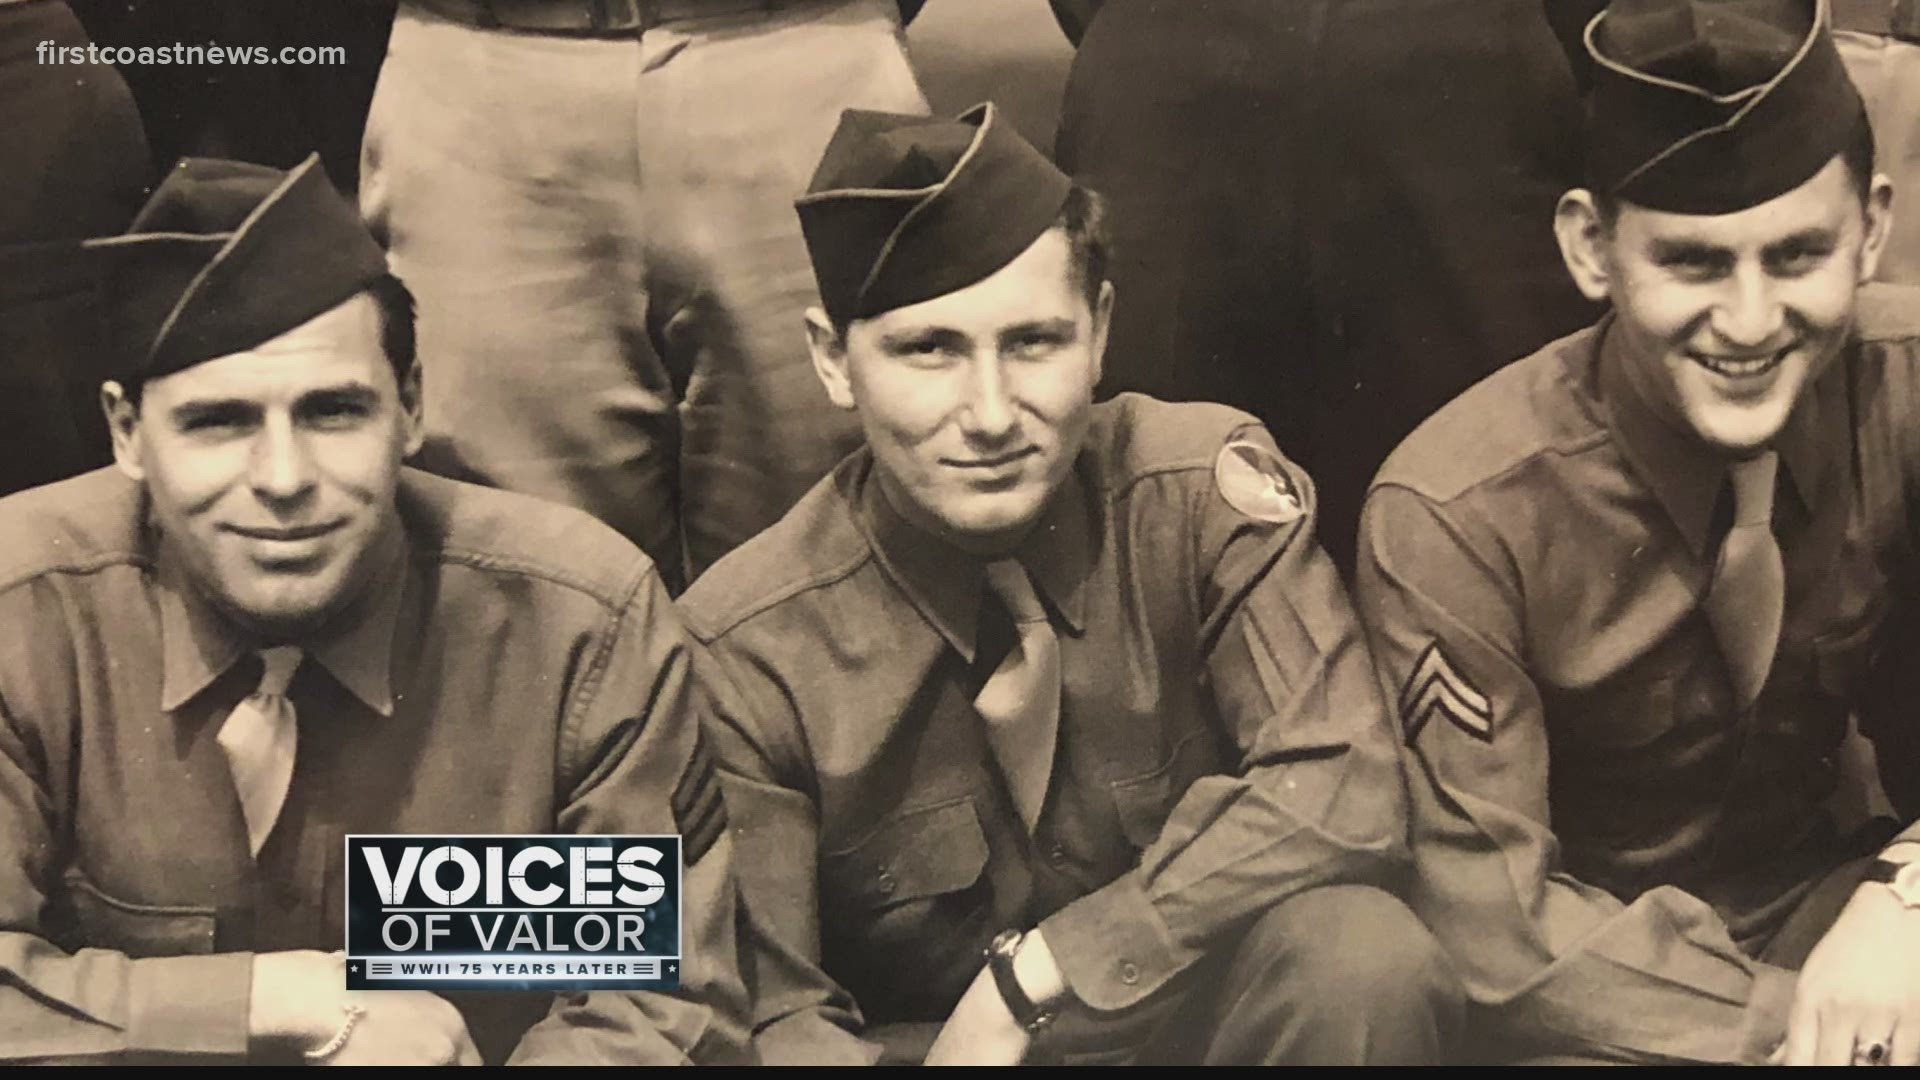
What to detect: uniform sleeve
<box><xmin>0</xmin><ymin>606</ymin><xmax>252</xmax><ymax>1063</ymax></box>
<box><xmin>691</xmin><ymin>642</ymin><xmax>881</xmax><ymax>1067</ymax></box>
<box><xmin>1354</xmin><ymin>482</ymin><xmax>1794</xmax><ymax>1064</ymax></box>
<box><xmin>507</xmin><ymin>566</ymin><xmax>754</xmax><ymax>1066</ymax></box>
<box><xmin>1040</xmin><ymin>425</ymin><xmax>1409</xmax><ymax>1010</ymax></box>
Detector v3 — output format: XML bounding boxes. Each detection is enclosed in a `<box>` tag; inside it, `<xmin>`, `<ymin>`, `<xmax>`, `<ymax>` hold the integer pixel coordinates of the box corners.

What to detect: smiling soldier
<box><xmin>680</xmin><ymin>103</ymin><xmax>1463</xmax><ymax>1066</ymax></box>
<box><xmin>1357</xmin><ymin>0</ymin><xmax>1920</xmax><ymax>1066</ymax></box>
<box><xmin>0</xmin><ymin>156</ymin><xmax>749</xmax><ymax>1065</ymax></box>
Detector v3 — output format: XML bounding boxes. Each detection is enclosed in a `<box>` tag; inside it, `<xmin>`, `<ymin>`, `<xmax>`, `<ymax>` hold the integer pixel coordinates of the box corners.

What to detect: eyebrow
<box><xmin>877</xmin><ymin>327</ymin><xmax>971</xmax><ymax>354</ymax></box>
<box><xmin>296</xmin><ymin>382</ymin><xmax>382</xmax><ymax>408</ymax></box>
<box><xmin>167</xmin><ymin>398</ymin><xmax>260</xmax><ymax>426</ymax></box>
<box><xmin>998</xmin><ymin>317</ymin><xmax>1078</xmax><ymax>345</ymax></box>
<box><xmin>1646</xmin><ymin>237</ymin><xmax>1733</xmax><ymax>263</ymax></box>
<box><xmin>1760</xmin><ymin>227</ymin><xmax>1839</xmax><ymax>259</ymax></box>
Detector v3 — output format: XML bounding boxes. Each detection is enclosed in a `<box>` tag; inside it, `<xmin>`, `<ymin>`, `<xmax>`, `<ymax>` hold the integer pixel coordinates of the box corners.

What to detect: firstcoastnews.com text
<box><xmin>37</xmin><ymin>40</ymin><xmax>347</xmax><ymax>67</ymax></box>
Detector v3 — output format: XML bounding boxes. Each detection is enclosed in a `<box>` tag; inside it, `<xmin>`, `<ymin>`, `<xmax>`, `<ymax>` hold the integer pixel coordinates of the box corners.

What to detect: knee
<box><xmin>1242</xmin><ymin>885</ymin><xmax>1463</xmax><ymax>1018</ymax></box>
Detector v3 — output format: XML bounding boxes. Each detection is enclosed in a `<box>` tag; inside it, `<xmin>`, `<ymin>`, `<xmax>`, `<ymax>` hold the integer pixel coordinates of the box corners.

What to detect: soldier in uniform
<box><xmin>0</xmin><ymin>157</ymin><xmax>750</xmax><ymax>1065</ymax></box>
<box><xmin>1357</xmin><ymin>0</ymin><xmax>1920</xmax><ymax>1065</ymax></box>
<box><xmin>682</xmin><ymin>103</ymin><xmax>1463</xmax><ymax>1066</ymax></box>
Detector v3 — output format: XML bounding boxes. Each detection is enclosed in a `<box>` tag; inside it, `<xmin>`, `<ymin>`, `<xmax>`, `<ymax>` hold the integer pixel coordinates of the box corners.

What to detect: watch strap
<box><xmin>986</xmin><ymin>930</ymin><xmax>1056</xmax><ymax>1033</ymax></box>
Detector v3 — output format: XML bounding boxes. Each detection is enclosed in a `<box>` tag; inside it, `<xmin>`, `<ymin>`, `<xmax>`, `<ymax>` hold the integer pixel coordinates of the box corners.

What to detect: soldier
<box><xmin>681</xmin><ymin>103</ymin><xmax>1462</xmax><ymax>1066</ymax></box>
<box><xmin>0</xmin><ymin>156</ymin><xmax>749</xmax><ymax>1064</ymax></box>
<box><xmin>1358</xmin><ymin>0</ymin><xmax>1920</xmax><ymax>1065</ymax></box>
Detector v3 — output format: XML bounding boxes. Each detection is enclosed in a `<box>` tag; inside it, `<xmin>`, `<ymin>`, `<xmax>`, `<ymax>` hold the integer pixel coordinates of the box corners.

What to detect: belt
<box><xmin>1833</xmin><ymin>0</ymin><xmax>1920</xmax><ymax>42</ymax></box>
<box><xmin>406</xmin><ymin>0</ymin><xmax>798</xmax><ymax>35</ymax></box>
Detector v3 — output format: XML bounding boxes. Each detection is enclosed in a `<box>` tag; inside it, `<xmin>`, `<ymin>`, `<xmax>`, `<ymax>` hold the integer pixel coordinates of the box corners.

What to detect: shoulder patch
<box><xmin>1400</xmin><ymin>642</ymin><xmax>1493</xmax><ymax>744</ymax></box>
<box><xmin>672</xmin><ymin>730</ymin><xmax>729</xmax><ymax>865</ymax></box>
<box><xmin>1213</xmin><ymin>439</ymin><xmax>1304</xmax><ymax>524</ymax></box>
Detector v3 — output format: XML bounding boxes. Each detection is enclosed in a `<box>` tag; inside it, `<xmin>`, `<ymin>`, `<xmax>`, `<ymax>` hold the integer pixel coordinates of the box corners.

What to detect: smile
<box><xmin>1687</xmin><ymin>344</ymin><xmax>1793</xmax><ymax>380</ymax></box>
<box><xmin>945</xmin><ymin>447</ymin><xmax>1038</xmax><ymax>470</ymax></box>
<box><xmin>225</xmin><ymin>521</ymin><xmax>343</xmax><ymax>542</ymax></box>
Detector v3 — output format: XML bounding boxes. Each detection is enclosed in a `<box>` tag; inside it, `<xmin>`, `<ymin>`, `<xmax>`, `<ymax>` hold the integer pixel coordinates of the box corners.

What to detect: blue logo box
<box><xmin>344</xmin><ymin>835</ymin><xmax>682</xmax><ymax>992</ymax></box>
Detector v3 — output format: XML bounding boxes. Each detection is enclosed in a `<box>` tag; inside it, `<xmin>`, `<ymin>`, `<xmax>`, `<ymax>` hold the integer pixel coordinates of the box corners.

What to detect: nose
<box><xmin>248</xmin><ymin>413</ymin><xmax>316</xmax><ymax>504</ymax></box>
<box><xmin>957</xmin><ymin>356</ymin><xmax>1018</xmax><ymax>443</ymax></box>
<box><xmin>1709</xmin><ymin>267</ymin><xmax>1787</xmax><ymax>349</ymax></box>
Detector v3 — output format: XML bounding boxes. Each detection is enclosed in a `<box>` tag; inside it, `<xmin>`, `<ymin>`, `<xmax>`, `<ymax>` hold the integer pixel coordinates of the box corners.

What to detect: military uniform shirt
<box><xmin>0</xmin><ymin>467</ymin><xmax>749</xmax><ymax>1064</ymax></box>
<box><xmin>682</xmin><ymin>394</ymin><xmax>1405</xmax><ymax>1065</ymax></box>
<box><xmin>1355</xmin><ymin>291</ymin><xmax>1920</xmax><ymax>1064</ymax></box>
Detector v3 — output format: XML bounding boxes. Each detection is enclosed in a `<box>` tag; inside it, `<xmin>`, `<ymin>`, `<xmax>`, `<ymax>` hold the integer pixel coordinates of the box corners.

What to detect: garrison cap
<box><xmin>1573</xmin><ymin>0</ymin><xmax>1867</xmax><ymax>213</ymax></box>
<box><xmin>85</xmin><ymin>154</ymin><xmax>389</xmax><ymax>383</ymax></box>
<box><xmin>796</xmin><ymin>102</ymin><xmax>1074</xmax><ymax>326</ymax></box>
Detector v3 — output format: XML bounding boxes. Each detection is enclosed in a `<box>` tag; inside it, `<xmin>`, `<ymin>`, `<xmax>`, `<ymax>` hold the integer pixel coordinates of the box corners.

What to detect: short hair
<box><xmin>828</xmin><ymin>184</ymin><xmax>1114</xmax><ymax>340</ymax></box>
<box><xmin>122</xmin><ymin>272</ymin><xmax>418</xmax><ymax>407</ymax></box>
<box><xmin>1593</xmin><ymin>116</ymin><xmax>1877</xmax><ymax>228</ymax></box>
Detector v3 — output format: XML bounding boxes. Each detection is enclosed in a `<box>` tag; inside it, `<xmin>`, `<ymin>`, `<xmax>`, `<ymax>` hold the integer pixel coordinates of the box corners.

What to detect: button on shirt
<box><xmin>681</xmin><ymin>393</ymin><xmax>1405</xmax><ymax>1065</ymax></box>
<box><xmin>1355</xmin><ymin>289</ymin><xmax>1920</xmax><ymax>1064</ymax></box>
<box><xmin>0</xmin><ymin>467</ymin><xmax>750</xmax><ymax>1064</ymax></box>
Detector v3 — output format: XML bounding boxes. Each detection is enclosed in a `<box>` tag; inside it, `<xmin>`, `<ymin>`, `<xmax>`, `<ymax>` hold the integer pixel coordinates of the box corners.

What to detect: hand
<box><xmin>250</xmin><ymin>950</ymin><xmax>482</xmax><ymax>1065</ymax></box>
<box><xmin>1778</xmin><ymin>885</ymin><xmax>1920</xmax><ymax>1065</ymax></box>
<box><xmin>923</xmin><ymin>965</ymin><xmax>1032</xmax><ymax>1066</ymax></box>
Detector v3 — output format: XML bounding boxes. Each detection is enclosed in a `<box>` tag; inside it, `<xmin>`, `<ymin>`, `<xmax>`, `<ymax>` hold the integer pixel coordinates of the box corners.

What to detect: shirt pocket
<box><xmin>1545</xmin><ymin>668</ymin><xmax>1685</xmax><ymax>853</ymax></box>
<box><xmin>1814</xmin><ymin>592</ymin><xmax>1889</xmax><ymax>701</ymax></box>
<box><xmin>819</xmin><ymin>797</ymin><xmax>995</xmax><ymax>1016</ymax></box>
<box><xmin>1546</xmin><ymin>667</ymin><xmax>1683</xmax><ymax>756</ymax></box>
<box><xmin>58</xmin><ymin>871</ymin><xmax>218</xmax><ymax>958</ymax></box>
<box><xmin>822</xmin><ymin>796</ymin><xmax>991</xmax><ymax>929</ymax></box>
<box><xmin>1108</xmin><ymin>729</ymin><xmax>1222</xmax><ymax>851</ymax></box>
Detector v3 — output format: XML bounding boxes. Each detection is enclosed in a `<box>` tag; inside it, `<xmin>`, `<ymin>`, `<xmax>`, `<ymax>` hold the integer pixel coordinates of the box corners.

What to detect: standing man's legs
<box><xmin>363</xmin><ymin>0</ymin><xmax>927</xmax><ymax>587</ymax></box>
<box><xmin>0</xmin><ymin>0</ymin><xmax>150</xmax><ymax>497</ymax></box>
<box><xmin>361</xmin><ymin>8</ymin><xmax>681</xmax><ymax>581</ymax></box>
<box><xmin>646</xmin><ymin>0</ymin><xmax>927</xmax><ymax>580</ymax></box>
<box><xmin>1835</xmin><ymin>25</ymin><xmax>1920</xmax><ymax>284</ymax></box>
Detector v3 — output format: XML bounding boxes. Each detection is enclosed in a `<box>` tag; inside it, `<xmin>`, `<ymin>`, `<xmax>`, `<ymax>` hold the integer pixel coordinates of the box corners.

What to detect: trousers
<box><xmin>1056</xmin><ymin>0</ymin><xmax>1599</xmax><ymax>573</ymax></box>
<box><xmin>874</xmin><ymin>884</ymin><xmax>1466</xmax><ymax>1066</ymax></box>
<box><xmin>0</xmin><ymin>0</ymin><xmax>149</xmax><ymax>498</ymax></box>
<box><xmin>1837</xmin><ymin>28</ymin><xmax>1920</xmax><ymax>286</ymax></box>
<box><xmin>361</xmin><ymin>0</ymin><xmax>927</xmax><ymax>588</ymax></box>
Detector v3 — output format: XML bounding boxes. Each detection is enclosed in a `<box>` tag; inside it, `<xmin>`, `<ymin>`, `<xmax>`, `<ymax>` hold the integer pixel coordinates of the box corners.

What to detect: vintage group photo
<box><xmin>6</xmin><ymin>0</ymin><xmax>1920</xmax><ymax>1065</ymax></box>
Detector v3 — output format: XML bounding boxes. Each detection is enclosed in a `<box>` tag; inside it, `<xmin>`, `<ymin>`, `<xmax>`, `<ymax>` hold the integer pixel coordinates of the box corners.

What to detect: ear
<box><xmin>100</xmin><ymin>381</ymin><xmax>145</xmax><ymax>482</ymax></box>
<box><xmin>1858</xmin><ymin>171</ymin><xmax>1896</xmax><ymax>284</ymax></box>
<box><xmin>1089</xmin><ymin>279</ymin><xmax>1115</xmax><ymax>388</ymax></box>
<box><xmin>1554</xmin><ymin>188</ymin><xmax>1614</xmax><ymax>303</ymax></box>
<box><xmin>805</xmin><ymin>306</ymin><xmax>856</xmax><ymax>411</ymax></box>
<box><xmin>397</xmin><ymin>362</ymin><xmax>426</xmax><ymax>458</ymax></box>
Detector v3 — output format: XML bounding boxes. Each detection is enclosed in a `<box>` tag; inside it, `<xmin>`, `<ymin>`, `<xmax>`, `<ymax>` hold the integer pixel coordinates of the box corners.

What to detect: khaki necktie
<box><xmin>1703</xmin><ymin>452</ymin><xmax>1784</xmax><ymax>712</ymax></box>
<box><xmin>974</xmin><ymin>560</ymin><xmax>1061</xmax><ymax>834</ymax></box>
<box><xmin>218</xmin><ymin>646</ymin><xmax>303</xmax><ymax>855</ymax></box>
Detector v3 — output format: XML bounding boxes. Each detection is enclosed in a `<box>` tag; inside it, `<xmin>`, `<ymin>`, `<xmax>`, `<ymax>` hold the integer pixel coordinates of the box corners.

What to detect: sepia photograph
<box><xmin>3</xmin><ymin>0</ymin><xmax>1919</xmax><ymax>1065</ymax></box>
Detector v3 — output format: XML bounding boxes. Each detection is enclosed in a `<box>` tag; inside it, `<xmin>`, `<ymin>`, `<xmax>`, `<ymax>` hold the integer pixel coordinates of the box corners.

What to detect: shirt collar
<box><xmin>854</xmin><ymin>452</ymin><xmax>1093</xmax><ymax>662</ymax></box>
<box><xmin>1596</xmin><ymin>315</ymin><xmax>1840</xmax><ymax>557</ymax></box>
<box><xmin>156</xmin><ymin>519</ymin><xmax>408</xmax><ymax>716</ymax></box>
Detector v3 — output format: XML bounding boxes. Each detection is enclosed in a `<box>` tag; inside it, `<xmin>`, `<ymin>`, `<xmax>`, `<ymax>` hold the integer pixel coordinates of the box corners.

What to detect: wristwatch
<box><xmin>985</xmin><ymin>929</ymin><xmax>1059</xmax><ymax>1034</ymax></box>
<box><xmin>1864</xmin><ymin>857</ymin><xmax>1920</xmax><ymax>908</ymax></box>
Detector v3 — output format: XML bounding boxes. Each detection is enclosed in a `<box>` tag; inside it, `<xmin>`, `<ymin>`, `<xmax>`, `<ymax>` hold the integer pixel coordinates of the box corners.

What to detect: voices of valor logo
<box><xmin>344</xmin><ymin>835</ymin><xmax>682</xmax><ymax>991</ymax></box>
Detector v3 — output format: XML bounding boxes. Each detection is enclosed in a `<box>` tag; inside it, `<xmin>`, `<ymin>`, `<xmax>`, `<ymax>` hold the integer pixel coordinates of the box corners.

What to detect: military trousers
<box><xmin>1055</xmin><ymin>0</ymin><xmax>1599</xmax><ymax>573</ymax></box>
<box><xmin>0</xmin><ymin>0</ymin><xmax>149</xmax><ymax>498</ymax></box>
<box><xmin>1837</xmin><ymin>28</ymin><xmax>1920</xmax><ymax>286</ymax></box>
<box><xmin>873</xmin><ymin>884</ymin><xmax>1466</xmax><ymax>1066</ymax></box>
<box><xmin>360</xmin><ymin>0</ymin><xmax>927</xmax><ymax>590</ymax></box>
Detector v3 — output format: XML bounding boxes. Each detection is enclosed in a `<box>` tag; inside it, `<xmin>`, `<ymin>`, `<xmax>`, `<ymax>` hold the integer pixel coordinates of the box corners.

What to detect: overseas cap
<box><xmin>796</xmin><ymin>102</ymin><xmax>1074</xmax><ymax>326</ymax></box>
<box><xmin>1576</xmin><ymin>0</ymin><xmax>1867</xmax><ymax>213</ymax></box>
<box><xmin>85</xmin><ymin>154</ymin><xmax>389</xmax><ymax>383</ymax></box>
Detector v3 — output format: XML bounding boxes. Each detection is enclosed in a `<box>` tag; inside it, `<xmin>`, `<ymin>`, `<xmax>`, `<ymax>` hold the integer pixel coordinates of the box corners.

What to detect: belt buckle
<box><xmin>1897</xmin><ymin>0</ymin><xmax>1920</xmax><ymax>43</ymax></box>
